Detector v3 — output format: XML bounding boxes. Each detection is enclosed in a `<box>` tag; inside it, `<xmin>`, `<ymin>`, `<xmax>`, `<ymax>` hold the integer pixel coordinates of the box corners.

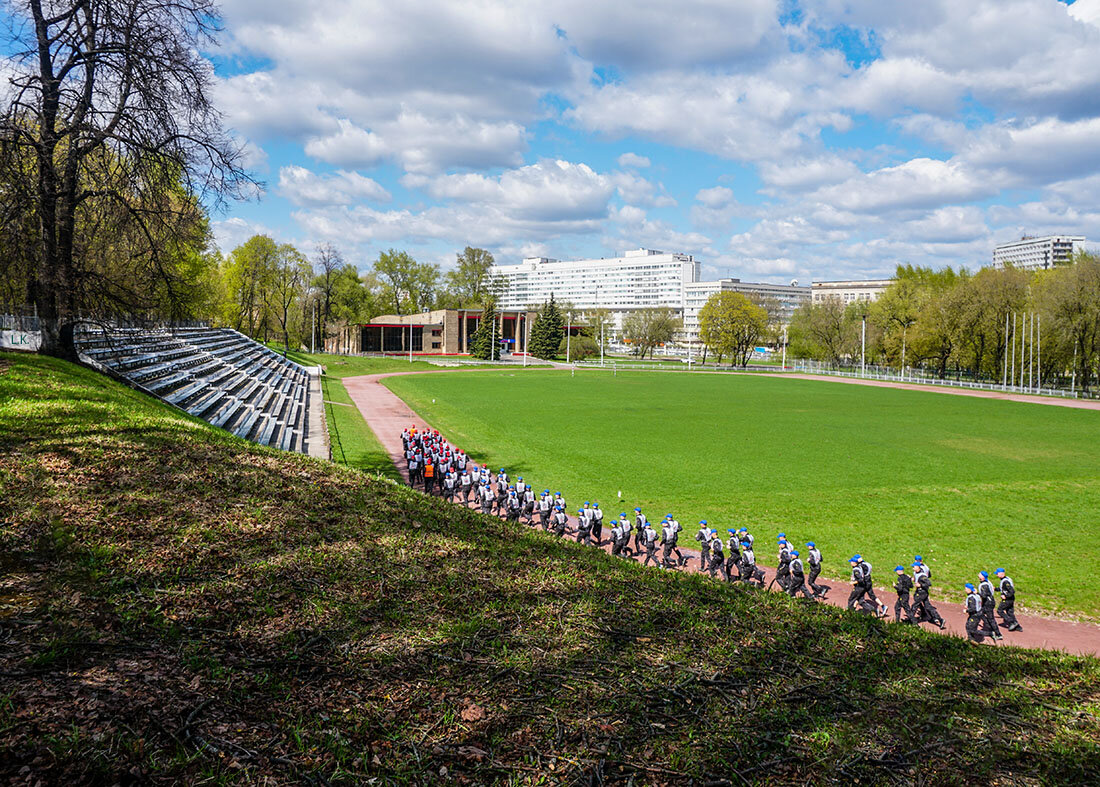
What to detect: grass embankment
<box><xmin>385</xmin><ymin>369</ymin><xmax>1100</xmax><ymax>620</ymax></box>
<box><xmin>2</xmin><ymin>352</ymin><xmax>1100</xmax><ymax>784</ymax></box>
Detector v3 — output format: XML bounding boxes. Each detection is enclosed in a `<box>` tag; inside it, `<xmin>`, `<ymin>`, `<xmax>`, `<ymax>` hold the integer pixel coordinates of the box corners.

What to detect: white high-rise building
<box><xmin>492</xmin><ymin>249</ymin><xmax>699</xmax><ymax>316</ymax></box>
<box><xmin>992</xmin><ymin>236</ymin><xmax>1086</xmax><ymax>271</ymax></box>
<box><xmin>683</xmin><ymin>279</ymin><xmax>811</xmax><ymax>343</ymax></box>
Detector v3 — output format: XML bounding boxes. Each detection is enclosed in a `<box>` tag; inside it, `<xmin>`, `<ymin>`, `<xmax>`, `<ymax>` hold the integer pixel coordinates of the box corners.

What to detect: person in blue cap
<box><xmin>913</xmin><ymin>555</ymin><xmax>930</xmax><ymax>582</ymax></box>
<box><xmin>591</xmin><ymin>503</ymin><xmax>605</xmax><ymax>545</ymax></box>
<box><xmin>787</xmin><ymin>550</ymin><xmax>814</xmax><ymax>599</ymax></box>
<box><xmin>633</xmin><ymin>507</ymin><xmax>647</xmax><ymax>554</ymax></box>
<box><xmin>609</xmin><ymin>514</ymin><xmax>629</xmax><ymax>559</ymax></box>
<box><xmin>551</xmin><ymin>505</ymin><xmax>568</xmax><ymax>537</ymax></box>
<box><xmin>740</xmin><ymin>540</ymin><xmax>765</xmax><ymax>586</ymax></box>
<box><xmin>538</xmin><ymin>490</ymin><xmax>552</xmax><ymax>529</ymax></box>
<box><xmin>893</xmin><ymin>565</ymin><xmax>914</xmax><ymax>623</ymax></box>
<box><xmin>977</xmin><ymin>571</ymin><xmax>1003</xmax><ymax>640</ymax></box>
<box><xmin>910</xmin><ymin>562</ymin><xmax>945</xmax><ymax>629</ymax></box>
<box><xmin>995</xmin><ymin>568</ymin><xmax>1022</xmax><ymax>632</ymax></box>
<box><xmin>641</xmin><ymin>518</ymin><xmax>660</xmax><ymax>567</ymax></box>
<box><xmin>479</xmin><ymin>480</ymin><xmax>494</xmax><ymax>516</ymax></box>
<box><xmin>771</xmin><ymin>537</ymin><xmax>792</xmax><ymax>591</ymax></box>
<box><xmin>660</xmin><ymin>516</ymin><xmax>685</xmax><ymax>569</ymax></box>
<box><xmin>847</xmin><ymin>556</ymin><xmax>876</xmax><ymax>615</ymax></box>
<box><xmin>964</xmin><ymin>583</ymin><xmax>985</xmax><ymax>643</ymax></box>
<box><xmin>695</xmin><ymin>521</ymin><xmax>713</xmax><ymax>571</ymax></box>
<box><xmin>724</xmin><ymin>530</ymin><xmax>743</xmax><ymax>581</ymax></box>
<box><xmin>575</xmin><ymin>507</ymin><xmax>592</xmax><ymax>545</ymax></box>
<box><xmin>707</xmin><ymin>528</ymin><xmax>728</xmax><ymax>580</ymax></box>
<box><xmin>806</xmin><ymin>542</ymin><xmax>827</xmax><ymax>598</ymax></box>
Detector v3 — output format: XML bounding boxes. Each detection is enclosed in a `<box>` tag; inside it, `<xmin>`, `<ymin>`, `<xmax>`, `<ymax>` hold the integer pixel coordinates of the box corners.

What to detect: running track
<box><xmin>343</xmin><ymin>369</ymin><xmax>1100</xmax><ymax>658</ymax></box>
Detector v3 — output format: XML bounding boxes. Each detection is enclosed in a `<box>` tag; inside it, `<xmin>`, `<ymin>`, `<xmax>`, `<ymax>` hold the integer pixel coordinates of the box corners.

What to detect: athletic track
<box><xmin>343</xmin><ymin>368</ymin><xmax>1100</xmax><ymax>658</ymax></box>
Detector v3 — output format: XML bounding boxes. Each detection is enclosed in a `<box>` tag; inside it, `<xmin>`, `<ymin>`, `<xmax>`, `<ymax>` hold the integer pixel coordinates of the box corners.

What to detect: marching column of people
<box><xmin>399</xmin><ymin>424</ymin><xmax>1027</xmax><ymax>645</ymax></box>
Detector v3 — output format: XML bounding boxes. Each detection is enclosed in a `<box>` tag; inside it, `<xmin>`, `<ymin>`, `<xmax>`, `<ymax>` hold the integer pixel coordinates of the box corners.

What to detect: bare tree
<box><xmin>0</xmin><ymin>0</ymin><xmax>252</xmax><ymax>357</ymax></box>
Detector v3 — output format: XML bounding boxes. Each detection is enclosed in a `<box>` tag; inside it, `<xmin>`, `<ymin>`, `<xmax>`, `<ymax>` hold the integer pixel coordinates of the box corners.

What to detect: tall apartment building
<box><xmin>683</xmin><ymin>279</ymin><xmax>811</xmax><ymax>343</ymax></box>
<box><xmin>992</xmin><ymin>236</ymin><xmax>1086</xmax><ymax>271</ymax></box>
<box><xmin>492</xmin><ymin>249</ymin><xmax>699</xmax><ymax>319</ymax></box>
<box><xmin>811</xmin><ymin>279</ymin><xmax>893</xmax><ymax>304</ymax></box>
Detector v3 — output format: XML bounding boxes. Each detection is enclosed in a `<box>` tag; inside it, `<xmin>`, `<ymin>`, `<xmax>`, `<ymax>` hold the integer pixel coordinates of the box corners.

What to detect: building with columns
<box><xmin>327</xmin><ymin>308</ymin><xmax>538</xmax><ymax>356</ymax></box>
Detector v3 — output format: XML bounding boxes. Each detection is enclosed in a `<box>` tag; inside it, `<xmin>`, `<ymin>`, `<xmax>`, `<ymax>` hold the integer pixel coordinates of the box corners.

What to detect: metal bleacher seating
<box><xmin>74</xmin><ymin>324</ymin><xmax>314</xmax><ymax>454</ymax></box>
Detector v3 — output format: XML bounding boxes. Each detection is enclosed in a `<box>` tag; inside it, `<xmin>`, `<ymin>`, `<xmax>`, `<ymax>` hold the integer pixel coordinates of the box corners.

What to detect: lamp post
<box><xmin>861</xmin><ymin>314</ymin><xmax>866</xmax><ymax>378</ymax></box>
<box><xmin>781</xmin><ymin>326</ymin><xmax>787</xmax><ymax>370</ymax></box>
<box><xmin>566</xmin><ymin>310</ymin><xmax>572</xmax><ymax>365</ymax></box>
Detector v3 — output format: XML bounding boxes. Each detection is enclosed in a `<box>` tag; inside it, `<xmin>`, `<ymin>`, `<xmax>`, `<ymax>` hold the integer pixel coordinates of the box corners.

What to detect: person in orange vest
<box><xmin>423</xmin><ymin>459</ymin><xmax>436</xmax><ymax>494</ymax></box>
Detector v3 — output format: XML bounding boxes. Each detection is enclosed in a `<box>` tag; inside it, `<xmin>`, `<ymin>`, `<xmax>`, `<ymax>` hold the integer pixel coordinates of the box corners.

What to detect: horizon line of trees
<box><xmin>788</xmin><ymin>255</ymin><xmax>1100</xmax><ymax>392</ymax></box>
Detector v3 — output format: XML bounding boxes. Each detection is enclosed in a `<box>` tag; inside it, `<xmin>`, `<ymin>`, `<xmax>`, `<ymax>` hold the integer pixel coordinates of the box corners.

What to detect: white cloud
<box><xmin>418</xmin><ymin>159</ymin><xmax>614</xmax><ymax>221</ymax></box>
<box><xmin>277</xmin><ymin>165</ymin><xmax>391</xmax><ymax>207</ymax></box>
<box><xmin>690</xmin><ymin>186</ymin><xmax>747</xmax><ymax>230</ymax></box>
<box><xmin>212</xmin><ymin>217</ymin><xmax>275</xmax><ymax>254</ymax></box>
<box><xmin>617</xmin><ymin>152</ymin><xmax>651</xmax><ymax>169</ymax></box>
<box><xmin>758</xmin><ymin>155</ymin><xmax>861</xmax><ymax>191</ymax></box>
<box><xmin>813</xmin><ymin>158</ymin><xmax>995</xmax><ymax>214</ymax></box>
<box><xmin>888</xmin><ymin>205</ymin><xmax>988</xmax><ymax>244</ymax></box>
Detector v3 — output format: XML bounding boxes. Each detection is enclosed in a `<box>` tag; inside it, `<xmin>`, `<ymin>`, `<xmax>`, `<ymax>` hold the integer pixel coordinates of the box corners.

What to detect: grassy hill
<box><xmin>2</xmin><ymin>352</ymin><xmax>1099</xmax><ymax>784</ymax></box>
<box><xmin>385</xmin><ymin>368</ymin><xmax>1100</xmax><ymax>619</ymax></box>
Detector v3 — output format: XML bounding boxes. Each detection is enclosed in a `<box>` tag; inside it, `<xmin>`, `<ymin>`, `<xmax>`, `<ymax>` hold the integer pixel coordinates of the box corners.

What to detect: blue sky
<box><xmin>126</xmin><ymin>1</ymin><xmax>1100</xmax><ymax>281</ymax></box>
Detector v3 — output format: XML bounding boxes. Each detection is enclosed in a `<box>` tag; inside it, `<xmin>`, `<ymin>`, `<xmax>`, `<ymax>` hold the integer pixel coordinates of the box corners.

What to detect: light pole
<box><xmin>861</xmin><ymin>314</ymin><xmax>866</xmax><ymax>377</ymax></box>
<box><xmin>566</xmin><ymin>310</ymin><xmax>572</xmax><ymax>365</ymax></box>
<box><xmin>781</xmin><ymin>326</ymin><xmax>787</xmax><ymax>370</ymax></box>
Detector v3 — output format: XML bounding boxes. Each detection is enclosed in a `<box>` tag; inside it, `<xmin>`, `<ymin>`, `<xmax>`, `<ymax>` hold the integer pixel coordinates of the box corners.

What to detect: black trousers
<box><xmin>981</xmin><ymin>601</ymin><xmax>1001</xmax><ymax>636</ymax></box>
<box><xmin>726</xmin><ymin>557</ymin><xmax>742</xmax><ymax>582</ymax></box>
<box><xmin>998</xmin><ymin>597</ymin><xmax>1019</xmax><ymax>629</ymax></box>
<box><xmin>848</xmin><ymin>586</ymin><xmax>876</xmax><ymax>615</ymax></box>
<box><xmin>966</xmin><ymin>612</ymin><xmax>985</xmax><ymax>642</ymax></box>
<box><xmin>894</xmin><ymin>592</ymin><xmax>912</xmax><ymax>622</ymax></box>
<box><xmin>707</xmin><ymin>554</ymin><xmax>728</xmax><ymax>579</ymax></box>
<box><xmin>788</xmin><ymin>575</ymin><xmax>813</xmax><ymax>599</ymax></box>
<box><xmin>643</xmin><ymin>543</ymin><xmax>659</xmax><ymax>566</ymax></box>
<box><xmin>808</xmin><ymin>564</ymin><xmax>824</xmax><ymax>595</ymax></box>
<box><xmin>776</xmin><ymin>565</ymin><xmax>790</xmax><ymax>590</ymax></box>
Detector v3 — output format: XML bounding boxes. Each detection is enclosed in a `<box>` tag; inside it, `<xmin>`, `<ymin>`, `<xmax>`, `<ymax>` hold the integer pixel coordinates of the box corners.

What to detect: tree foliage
<box><xmin>468</xmin><ymin>297</ymin><xmax>500</xmax><ymax>360</ymax></box>
<box><xmin>622</xmin><ymin>308</ymin><xmax>681</xmax><ymax>360</ymax></box>
<box><xmin>1</xmin><ymin>0</ymin><xmax>251</xmax><ymax>357</ymax></box>
<box><xmin>439</xmin><ymin>247</ymin><xmax>502</xmax><ymax>308</ymax></box>
<box><xmin>528</xmin><ymin>295</ymin><xmax>564</xmax><ymax>359</ymax></box>
<box><xmin>698</xmin><ymin>291</ymin><xmax>769</xmax><ymax>366</ymax></box>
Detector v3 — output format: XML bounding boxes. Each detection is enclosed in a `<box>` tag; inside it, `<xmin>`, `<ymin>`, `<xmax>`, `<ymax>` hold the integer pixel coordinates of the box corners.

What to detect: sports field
<box><xmin>384</xmin><ymin>369</ymin><xmax>1100</xmax><ymax>619</ymax></box>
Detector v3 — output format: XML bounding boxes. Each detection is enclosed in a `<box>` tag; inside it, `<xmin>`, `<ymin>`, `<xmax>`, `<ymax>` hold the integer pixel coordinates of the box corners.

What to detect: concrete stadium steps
<box><xmin>74</xmin><ymin>325</ymin><xmax>319</xmax><ymax>457</ymax></box>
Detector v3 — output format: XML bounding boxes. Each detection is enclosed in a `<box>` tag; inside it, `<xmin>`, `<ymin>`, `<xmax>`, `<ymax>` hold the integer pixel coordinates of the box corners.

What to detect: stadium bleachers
<box><xmin>74</xmin><ymin>325</ymin><xmax>316</xmax><ymax>455</ymax></box>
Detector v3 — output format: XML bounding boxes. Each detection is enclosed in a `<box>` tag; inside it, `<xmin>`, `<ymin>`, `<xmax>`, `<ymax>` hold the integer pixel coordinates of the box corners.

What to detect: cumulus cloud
<box><xmin>617</xmin><ymin>152</ymin><xmax>651</xmax><ymax>169</ymax></box>
<box><xmin>278</xmin><ymin>165</ymin><xmax>391</xmax><ymax>207</ymax></box>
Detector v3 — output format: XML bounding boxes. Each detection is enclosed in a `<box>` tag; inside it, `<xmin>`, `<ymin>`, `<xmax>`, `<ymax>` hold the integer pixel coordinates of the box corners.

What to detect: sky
<box><xmin>72</xmin><ymin>1</ymin><xmax>1100</xmax><ymax>281</ymax></box>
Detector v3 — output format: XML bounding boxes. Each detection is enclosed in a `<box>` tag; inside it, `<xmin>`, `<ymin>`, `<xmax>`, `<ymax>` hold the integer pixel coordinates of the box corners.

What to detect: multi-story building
<box><xmin>492</xmin><ymin>249</ymin><xmax>700</xmax><ymax>319</ymax></box>
<box><xmin>683</xmin><ymin>279</ymin><xmax>811</xmax><ymax>343</ymax></box>
<box><xmin>992</xmin><ymin>235</ymin><xmax>1086</xmax><ymax>271</ymax></box>
<box><xmin>811</xmin><ymin>279</ymin><xmax>893</xmax><ymax>304</ymax></box>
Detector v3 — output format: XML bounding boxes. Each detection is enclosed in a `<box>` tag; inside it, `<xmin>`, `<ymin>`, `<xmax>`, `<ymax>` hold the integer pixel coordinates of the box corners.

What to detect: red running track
<box><xmin>343</xmin><ymin>370</ymin><xmax>1100</xmax><ymax>658</ymax></box>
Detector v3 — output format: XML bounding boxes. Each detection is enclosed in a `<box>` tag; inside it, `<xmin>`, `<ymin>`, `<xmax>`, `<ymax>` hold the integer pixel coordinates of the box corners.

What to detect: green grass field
<box><xmin>384</xmin><ymin>368</ymin><xmax>1100</xmax><ymax>619</ymax></box>
<box><xmin>3</xmin><ymin>352</ymin><xmax>1100</xmax><ymax>783</ymax></box>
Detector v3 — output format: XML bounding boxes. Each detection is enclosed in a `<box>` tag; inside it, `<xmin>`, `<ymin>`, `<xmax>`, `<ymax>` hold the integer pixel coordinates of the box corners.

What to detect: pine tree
<box><xmin>528</xmin><ymin>294</ymin><xmax>564</xmax><ymax>359</ymax></box>
<box><xmin>469</xmin><ymin>298</ymin><xmax>501</xmax><ymax>360</ymax></box>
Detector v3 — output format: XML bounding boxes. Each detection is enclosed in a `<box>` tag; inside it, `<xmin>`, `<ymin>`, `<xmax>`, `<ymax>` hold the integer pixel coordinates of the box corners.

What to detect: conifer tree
<box><xmin>528</xmin><ymin>294</ymin><xmax>564</xmax><ymax>359</ymax></box>
<box><xmin>469</xmin><ymin>298</ymin><xmax>501</xmax><ymax>360</ymax></box>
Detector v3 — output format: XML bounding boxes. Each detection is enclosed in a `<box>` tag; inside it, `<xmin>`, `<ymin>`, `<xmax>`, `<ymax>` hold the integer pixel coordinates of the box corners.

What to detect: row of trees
<box><xmin>789</xmin><ymin>255</ymin><xmax>1100</xmax><ymax>391</ymax></box>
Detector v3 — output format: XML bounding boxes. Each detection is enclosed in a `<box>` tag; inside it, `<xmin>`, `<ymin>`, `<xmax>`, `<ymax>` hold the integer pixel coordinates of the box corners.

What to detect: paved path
<box><xmin>343</xmin><ymin>370</ymin><xmax>1100</xmax><ymax>658</ymax></box>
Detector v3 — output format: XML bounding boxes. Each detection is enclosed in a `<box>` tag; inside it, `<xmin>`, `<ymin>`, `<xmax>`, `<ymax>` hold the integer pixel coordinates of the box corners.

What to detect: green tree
<box><xmin>469</xmin><ymin>298</ymin><xmax>501</xmax><ymax>360</ymax></box>
<box><xmin>558</xmin><ymin>334</ymin><xmax>598</xmax><ymax>361</ymax></box>
<box><xmin>622</xmin><ymin>307</ymin><xmax>681</xmax><ymax>360</ymax></box>
<box><xmin>270</xmin><ymin>244</ymin><xmax>311</xmax><ymax>355</ymax></box>
<box><xmin>788</xmin><ymin>299</ymin><xmax>855</xmax><ymax>364</ymax></box>
<box><xmin>1</xmin><ymin>0</ymin><xmax>250</xmax><ymax>358</ymax></box>
<box><xmin>698</xmin><ymin>291</ymin><xmax>768</xmax><ymax>366</ymax></box>
<box><xmin>528</xmin><ymin>295</ymin><xmax>564</xmax><ymax>359</ymax></box>
<box><xmin>224</xmin><ymin>235</ymin><xmax>279</xmax><ymax>338</ymax></box>
<box><xmin>440</xmin><ymin>246</ymin><xmax>503</xmax><ymax>308</ymax></box>
<box><xmin>373</xmin><ymin>249</ymin><xmax>439</xmax><ymax>315</ymax></box>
